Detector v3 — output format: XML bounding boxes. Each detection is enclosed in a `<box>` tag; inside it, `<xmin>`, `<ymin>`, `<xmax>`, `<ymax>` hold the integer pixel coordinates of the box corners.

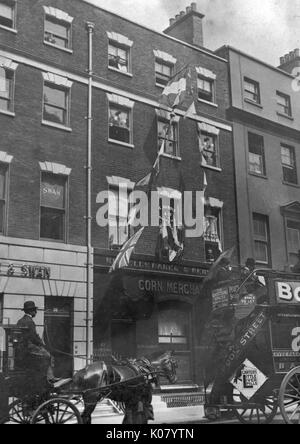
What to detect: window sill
<box><xmin>244</xmin><ymin>98</ymin><xmax>263</xmax><ymax>109</ymax></box>
<box><xmin>277</xmin><ymin>112</ymin><xmax>294</xmax><ymax>121</ymax></box>
<box><xmin>198</xmin><ymin>98</ymin><xmax>218</xmax><ymax>108</ymax></box>
<box><xmin>0</xmin><ymin>25</ymin><xmax>17</xmax><ymax>34</ymax></box>
<box><xmin>40</xmin><ymin>237</ymin><xmax>66</xmax><ymax>244</ymax></box>
<box><xmin>201</xmin><ymin>164</ymin><xmax>222</xmax><ymax>172</ymax></box>
<box><xmin>249</xmin><ymin>171</ymin><xmax>268</xmax><ymax>180</ymax></box>
<box><xmin>44</xmin><ymin>41</ymin><xmax>73</xmax><ymax>54</ymax></box>
<box><xmin>0</xmin><ymin>109</ymin><xmax>15</xmax><ymax>117</ymax></box>
<box><xmin>155</xmin><ymin>83</ymin><xmax>166</xmax><ymax>89</ymax></box>
<box><xmin>108</xmin><ymin>66</ymin><xmax>133</xmax><ymax>78</ymax></box>
<box><xmin>108</xmin><ymin>138</ymin><xmax>134</xmax><ymax>149</ymax></box>
<box><xmin>161</xmin><ymin>153</ymin><xmax>182</xmax><ymax>161</ymax></box>
<box><xmin>42</xmin><ymin>120</ymin><xmax>72</xmax><ymax>132</ymax></box>
<box><xmin>282</xmin><ymin>181</ymin><xmax>300</xmax><ymax>188</ymax></box>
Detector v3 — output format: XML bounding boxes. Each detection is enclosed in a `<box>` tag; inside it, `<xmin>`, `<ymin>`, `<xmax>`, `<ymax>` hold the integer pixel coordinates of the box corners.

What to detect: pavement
<box><xmin>91</xmin><ymin>403</ymin><xmax>286</xmax><ymax>425</ymax></box>
<box><xmin>92</xmin><ymin>393</ymin><xmax>206</xmax><ymax>425</ymax></box>
<box><xmin>92</xmin><ymin>405</ymin><xmax>206</xmax><ymax>425</ymax></box>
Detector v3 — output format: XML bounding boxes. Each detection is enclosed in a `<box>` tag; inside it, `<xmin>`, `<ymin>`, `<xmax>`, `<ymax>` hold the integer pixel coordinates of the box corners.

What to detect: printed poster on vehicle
<box><xmin>230</xmin><ymin>359</ymin><xmax>267</xmax><ymax>400</ymax></box>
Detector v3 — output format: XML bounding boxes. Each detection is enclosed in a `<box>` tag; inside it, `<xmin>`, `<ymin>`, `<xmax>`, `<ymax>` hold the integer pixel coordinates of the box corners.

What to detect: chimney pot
<box><xmin>169</xmin><ymin>18</ymin><xmax>175</xmax><ymax>26</ymax></box>
<box><xmin>175</xmin><ymin>14</ymin><xmax>180</xmax><ymax>20</ymax></box>
<box><xmin>284</xmin><ymin>54</ymin><xmax>289</xmax><ymax>63</ymax></box>
<box><xmin>289</xmin><ymin>51</ymin><xmax>294</xmax><ymax>59</ymax></box>
<box><xmin>191</xmin><ymin>2</ymin><xmax>197</xmax><ymax>11</ymax></box>
<box><xmin>280</xmin><ymin>56</ymin><xmax>285</xmax><ymax>65</ymax></box>
<box><xmin>186</xmin><ymin>6</ymin><xmax>191</xmax><ymax>13</ymax></box>
<box><xmin>180</xmin><ymin>11</ymin><xmax>185</xmax><ymax>17</ymax></box>
<box><xmin>294</xmin><ymin>48</ymin><xmax>300</xmax><ymax>57</ymax></box>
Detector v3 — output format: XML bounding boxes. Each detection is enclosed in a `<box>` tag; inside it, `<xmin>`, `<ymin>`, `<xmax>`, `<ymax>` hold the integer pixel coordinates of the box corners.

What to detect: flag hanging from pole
<box><xmin>184</xmin><ymin>101</ymin><xmax>196</xmax><ymax>119</ymax></box>
<box><xmin>136</xmin><ymin>140</ymin><xmax>165</xmax><ymax>188</ymax></box>
<box><xmin>160</xmin><ymin>65</ymin><xmax>194</xmax><ymax>110</ymax></box>
<box><xmin>109</xmin><ymin>227</ymin><xmax>144</xmax><ymax>273</ymax></box>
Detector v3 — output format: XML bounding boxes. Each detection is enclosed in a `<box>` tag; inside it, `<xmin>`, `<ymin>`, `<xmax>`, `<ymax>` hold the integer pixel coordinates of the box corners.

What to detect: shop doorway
<box><xmin>158</xmin><ymin>301</ymin><xmax>193</xmax><ymax>384</ymax></box>
<box><xmin>44</xmin><ymin>297</ymin><xmax>73</xmax><ymax>378</ymax></box>
<box><xmin>111</xmin><ymin>320</ymin><xmax>136</xmax><ymax>359</ymax></box>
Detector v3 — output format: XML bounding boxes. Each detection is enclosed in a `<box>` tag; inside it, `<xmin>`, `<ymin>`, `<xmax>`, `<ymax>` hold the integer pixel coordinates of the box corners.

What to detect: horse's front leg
<box><xmin>81</xmin><ymin>394</ymin><xmax>98</xmax><ymax>424</ymax></box>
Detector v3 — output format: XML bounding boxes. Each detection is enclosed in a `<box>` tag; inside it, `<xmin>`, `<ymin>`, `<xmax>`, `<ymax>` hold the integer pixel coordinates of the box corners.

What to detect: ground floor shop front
<box><xmin>0</xmin><ymin>236</ymin><xmax>91</xmax><ymax>376</ymax></box>
<box><xmin>93</xmin><ymin>253</ymin><xmax>211</xmax><ymax>386</ymax></box>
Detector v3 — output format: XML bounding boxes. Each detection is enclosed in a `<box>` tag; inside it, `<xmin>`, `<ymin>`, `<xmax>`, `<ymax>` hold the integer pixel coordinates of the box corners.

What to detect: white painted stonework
<box><xmin>0</xmin><ymin>236</ymin><xmax>92</xmax><ymax>372</ymax></box>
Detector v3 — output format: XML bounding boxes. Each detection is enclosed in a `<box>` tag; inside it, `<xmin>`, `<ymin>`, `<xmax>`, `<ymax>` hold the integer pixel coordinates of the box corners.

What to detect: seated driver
<box><xmin>16</xmin><ymin>301</ymin><xmax>56</xmax><ymax>384</ymax></box>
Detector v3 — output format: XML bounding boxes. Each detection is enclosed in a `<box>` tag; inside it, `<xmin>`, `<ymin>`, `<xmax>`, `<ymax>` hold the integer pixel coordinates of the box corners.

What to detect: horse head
<box><xmin>150</xmin><ymin>351</ymin><xmax>178</xmax><ymax>385</ymax></box>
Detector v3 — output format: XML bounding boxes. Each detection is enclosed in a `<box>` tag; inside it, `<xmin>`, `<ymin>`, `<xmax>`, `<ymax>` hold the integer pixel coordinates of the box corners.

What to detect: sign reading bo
<box><xmin>275</xmin><ymin>281</ymin><xmax>300</xmax><ymax>303</ymax></box>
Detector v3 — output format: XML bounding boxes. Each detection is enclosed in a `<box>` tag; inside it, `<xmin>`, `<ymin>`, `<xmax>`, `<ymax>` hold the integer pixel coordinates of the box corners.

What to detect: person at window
<box><xmin>16</xmin><ymin>301</ymin><xmax>56</xmax><ymax>385</ymax></box>
<box><xmin>202</xmin><ymin>137</ymin><xmax>215</xmax><ymax>166</ymax></box>
<box><xmin>109</xmin><ymin>110</ymin><xmax>121</xmax><ymax>127</ymax></box>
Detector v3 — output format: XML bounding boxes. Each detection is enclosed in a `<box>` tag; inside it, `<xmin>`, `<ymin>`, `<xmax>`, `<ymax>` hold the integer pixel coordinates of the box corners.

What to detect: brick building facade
<box><xmin>0</xmin><ymin>0</ymin><xmax>238</xmax><ymax>385</ymax></box>
<box><xmin>217</xmin><ymin>45</ymin><xmax>300</xmax><ymax>273</ymax></box>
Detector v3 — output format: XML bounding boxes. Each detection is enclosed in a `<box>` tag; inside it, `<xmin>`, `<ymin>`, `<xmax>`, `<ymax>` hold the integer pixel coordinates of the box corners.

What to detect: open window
<box><xmin>107</xmin><ymin>32</ymin><xmax>133</xmax><ymax>75</ymax></box>
<box><xmin>198</xmin><ymin>122</ymin><xmax>220</xmax><ymax>168</ymax></box>
<box><xmin>107</xmin><ymin>94</ymin><xmax>134</xmax><ymax>146</ymax></box>
<box><xmin>107</xmin><ymin>176</ymin><xmax>135</xmax><ymax>250</ymax></box>
<box><xmin>43</xmin><ymin>6</ymin><xmax>73</xmax><ymax>51</ymax></box>
<box><xmin>196</xmin><ymin>67</ymin><xmax>216</xmax><ymax>104</ymax></box>
<box><xmin>204</xmin><ymin>198</ymin><xmax>223</xmax><ymax>262</ymax></box>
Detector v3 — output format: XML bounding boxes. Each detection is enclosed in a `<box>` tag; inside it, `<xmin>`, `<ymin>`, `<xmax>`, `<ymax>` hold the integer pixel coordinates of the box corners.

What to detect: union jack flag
<box><xmin>109</xmin><ymin>227</ymin><xmax>144</xmax><ymax>273</ymax></box>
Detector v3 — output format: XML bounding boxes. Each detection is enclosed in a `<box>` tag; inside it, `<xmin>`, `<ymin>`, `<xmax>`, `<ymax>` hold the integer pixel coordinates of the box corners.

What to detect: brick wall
<box><xmin>0</xmin><ymin>0</ymin><xmax>238</xmax><ymax>260</ymax></box>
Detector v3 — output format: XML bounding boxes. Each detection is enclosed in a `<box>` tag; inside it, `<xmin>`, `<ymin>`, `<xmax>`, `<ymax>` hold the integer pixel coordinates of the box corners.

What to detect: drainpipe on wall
<box><xmin>85</xmin><ymin>21</ymin><xmax>95</xmax><ymax>366</ymax></box>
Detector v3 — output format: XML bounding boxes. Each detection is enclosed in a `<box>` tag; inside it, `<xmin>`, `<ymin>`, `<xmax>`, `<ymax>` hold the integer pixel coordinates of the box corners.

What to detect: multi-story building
<box><xmin>217</xmin><ymin>46</ymin><xmax>300</xmax><ymax>272</ymax></box>
<box><xmin>0</xmin><ymin>0</ymin><xmax>238</xmax><ymax>387</ymax></box>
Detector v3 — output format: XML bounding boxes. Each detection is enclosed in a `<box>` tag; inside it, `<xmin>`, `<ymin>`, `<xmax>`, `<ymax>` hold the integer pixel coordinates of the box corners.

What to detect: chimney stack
<box><xmin>163</xmin><ymin>2</ymin><xmax>205</xmax><ymax>48</ymax></box>
<box><xmin>278</xmin><ymin>48</ymin><xmax>300</xmax><ymax>74</ymax></box>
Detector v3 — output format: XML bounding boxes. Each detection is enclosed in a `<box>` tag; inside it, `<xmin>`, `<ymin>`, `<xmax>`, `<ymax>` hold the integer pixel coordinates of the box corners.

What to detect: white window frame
<box><xmin>196</xmin><ymin>67</ymin><xmax>216</xmax><ymax>105</ymax></box>
<box><xmin>204</xmin><ymin>197</ymin><xmax>224</xmax><ymax>262</ymax></box>
<box><xmin>153</xmin><ymin>50</ymin><xmax>176</xmax><ymax>88</ymax></box>
<box><xmin>286</xmin><ymin>218</ymin><xmax>300</xmax><ymax>266</ymax></box>
<box><xmin>107</xmin><ymin>32</ymin><xmax>133</xmax><ymax>76</ymax></box>
<box><xmin>0</xmin><ymin>56</ymin><xmax>18</xmax><ymax>116</ymax></box>
<box><xmin>281</xmin><ymin>144</ymin><xmax>297</xmax><ymax>185</ymax></box>
<box><xmin>42</xmin><ymin>72</ymin><xmax>73</xmax><ymax>131</ymax></box>
<box><xmin>107</xmin><ymin>94</ymin><xmax>134</xmax><ymax>147</ymax></box>
<box><xmin>244</xmin><ymin>77</ymin><xmax>261</xmax><ymax>104</ymax></box>
<box><xmin>0</xmin><ymin>0</ymin><xmax>16</xmax><ymax>32</ymax></box>
<box><xmin>156</xmin><ymin>109</ymin><xmax>180</xmax><ymax>159</ymax></box>
<box><xmin>198</xmin><ymin>122</ymin><xmax>220</xmax><ymax>169</ymax></box>
<box><xmin>107</xmin><ymin>176</ymin><xmax>135</xmax><ymax>250</ymax></box>
<box><xmin>276</xmin><ymin>90</ymin><xmax>292</xmax><ymax>117</ymax></box>
<box><xmin>39</xmin><ymin>162</ymin><xmax>71</xmax><ymax>243</ymax></box>
<box><xmin>43</xmin><ymin>6</ymin><xmax>74</xmax><ymax>53</ymax></box>
<box><xmin>248</xmin><ymin>132</ymin><xmax>266</xmax><ymax>176</ymax></box>
<box><xmin>252</xmin><ymin>213</ymin><xmax>271</xmax><ymax>266</ymax></box>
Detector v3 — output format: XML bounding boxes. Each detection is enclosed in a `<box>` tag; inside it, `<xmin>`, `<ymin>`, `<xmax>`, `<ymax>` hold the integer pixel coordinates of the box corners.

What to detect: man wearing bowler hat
<box><xmin>16</xmin><ymin>301</ymin><xmax>55</xmax><ymax>384</ymax></box>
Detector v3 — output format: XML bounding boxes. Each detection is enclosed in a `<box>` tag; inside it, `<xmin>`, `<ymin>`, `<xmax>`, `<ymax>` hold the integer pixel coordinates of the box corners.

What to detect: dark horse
<box><xmin>70</xmin><ymin>351</ymin><xmax>177</xmax><ymax>424</ymax></box>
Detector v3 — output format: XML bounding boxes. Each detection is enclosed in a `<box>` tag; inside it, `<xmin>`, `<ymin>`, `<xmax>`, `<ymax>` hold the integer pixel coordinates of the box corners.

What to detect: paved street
<box><xmin>92</xmin><ymin>405</ymin><xmax>287</xmax><ymax>425</ymax></box>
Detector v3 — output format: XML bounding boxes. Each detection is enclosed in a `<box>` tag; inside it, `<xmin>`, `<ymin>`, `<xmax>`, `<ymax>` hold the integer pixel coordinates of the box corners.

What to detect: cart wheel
<box><xmin>3</xmin><ymin>399</ymin><xmax>33</xmax><ymax>424</ymax></box>
<box><xmin>279</xmin><ymin>366</ymin><xmax>300</xmax><ymax>424</ymax></box>
<box><xmin>232</xmin><ymin>389</ymin><xmax>278</xmax><ymax>424</ymax></box>
<box><xmin>30</xmin><ymin>398</ymin><xmax>83</xmax><ymax>424</ymax></box>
